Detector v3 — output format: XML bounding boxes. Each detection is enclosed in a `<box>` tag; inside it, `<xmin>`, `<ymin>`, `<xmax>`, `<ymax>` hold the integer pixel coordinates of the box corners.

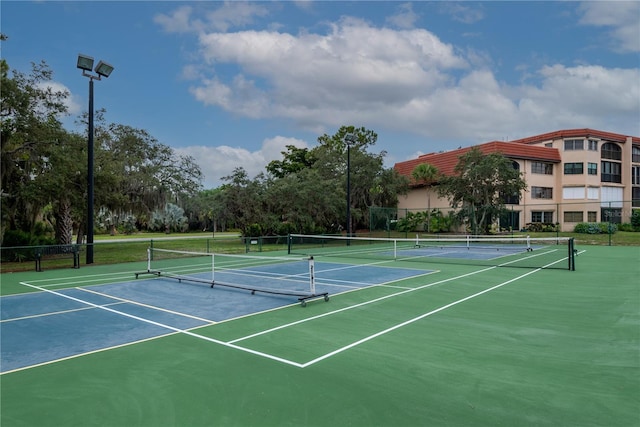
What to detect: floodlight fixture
<box><xmin>77</xmin><ymin>54</ymin><xmax>94</xmax><ymax>72</ymax></box>
<box><xmin>95</xmin><ymin>61</ymin><xmax>114</xmax><ymax>78</ymax></box>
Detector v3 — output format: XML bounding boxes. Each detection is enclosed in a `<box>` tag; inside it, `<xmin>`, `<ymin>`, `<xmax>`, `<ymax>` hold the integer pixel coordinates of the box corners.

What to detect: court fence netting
<box><xmin>135</xmin><ymin>247</ymin><xmax>329</xmax><ymax>306</ymax></box>
<box><xmin>287</xmin><ymin>234</ymin><xmax>576</xmax><ymax>270</ymax></box>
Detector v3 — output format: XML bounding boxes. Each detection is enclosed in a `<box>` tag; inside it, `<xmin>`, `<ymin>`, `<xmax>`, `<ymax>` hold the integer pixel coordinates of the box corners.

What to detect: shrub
<box><xmin>574</xmin><ymin>222</ymin><xmax>617</xmax><ymax>234</ymax></box>
<box><xmin>524</xmin><ymin>222</ymin><xmax>559</xmax><ymax>232</ymax></box>
<box><xmin>618</xmin><ymin>223</ymin><xmax>634</xmax><ymax>232</ymax></box>
<box><xmin>244</xmin><ymin>223</ymin><xmax>262</xmax><ymax>237</ymax></box>
<box><xmin>631</xmin><ymin>210</ymin><xmax>640</xmax><ymax>231</ymax></box>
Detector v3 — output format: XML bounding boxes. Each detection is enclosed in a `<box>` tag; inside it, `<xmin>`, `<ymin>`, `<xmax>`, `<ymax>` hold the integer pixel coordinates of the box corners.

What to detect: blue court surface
<box><xmin>1</xmin><ymin>262</ymin><xmax>431</xmax><ymax>373</ymax></box>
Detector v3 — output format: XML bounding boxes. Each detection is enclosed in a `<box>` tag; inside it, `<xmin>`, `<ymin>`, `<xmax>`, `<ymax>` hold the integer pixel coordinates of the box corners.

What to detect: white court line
<box><xmin>229</xmin><ymin>252</ymin><xmax>578</xmax><ymax>363</ymax></box>
<box><xmin>77</xmin><ymin>287</ymin><xmax>217</xmax><ymax>323</ymax></box>
<box><xmin>296</xmin><ymin>251</ymin><xmax>584</xmax><ymax>368</ymax></box>
<box><xmin>15</xmin><ymin>281</ymin><xmax>306</xmax><ymax>369</ymax></box>
<box><xmin>0</xmin><ymin>301</ymin><xmax>126</xmax><ymax>323</ymax></box>
<box><xmin>5</xmin><ymin>251</ymin><xmax>583</xmax><ymax>372</ymax></box>
<box><xmin>300</xmin><ymin>267</ymin><xmax>542</xmax><ymax>367</ymax></box>
<box><xmin>228</xmin><ymin>266</ymin><xmax>496</xmax><ymax>344</ymax></box>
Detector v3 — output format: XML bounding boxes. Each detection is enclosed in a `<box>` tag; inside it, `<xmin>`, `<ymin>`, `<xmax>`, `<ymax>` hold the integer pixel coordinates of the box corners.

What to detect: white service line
<box><xmin>17</xmin><ymin>281</ymin><xmax>305</xmax><ymax>368</ymax></box>
<box><xmin>78</xmin><ymin>287</ymin><xmax>217</xmax><ymax>323</ymax></box>
<box><xmin>299</xmin><ymin>267</ymin><xmax>544</xmax><ymax>368</ymax></box>
<box><xmin>0</xmin><ymin>301</ymin><xmax>126</xmax><ymax>323</ymax></box>
<box><xmin>228</xmin><ymin>266</ymin><xmax>496</xmax><ymax>344</ymax></box>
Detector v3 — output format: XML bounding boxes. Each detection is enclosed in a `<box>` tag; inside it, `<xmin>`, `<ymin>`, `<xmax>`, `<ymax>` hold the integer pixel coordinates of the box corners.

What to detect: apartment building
<box><xmin>394</xmin><ymin>129</ymin><xmax>640</xmax><ymax>231</ymax></box>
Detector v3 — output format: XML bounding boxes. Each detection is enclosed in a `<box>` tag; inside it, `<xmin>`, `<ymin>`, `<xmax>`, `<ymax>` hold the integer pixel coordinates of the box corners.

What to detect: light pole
<box><xmin>77</xmin><ymin>54</ymin><xmax>114</xmax><ymax>264</ymax></box>
<box><xmin>344</xmin><ymin>133</ymin><xmax>356</xmax><ymax>242</ymax></box>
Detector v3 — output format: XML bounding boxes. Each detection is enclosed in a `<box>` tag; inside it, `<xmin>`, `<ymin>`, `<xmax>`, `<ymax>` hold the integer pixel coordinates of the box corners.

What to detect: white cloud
<box><xmin>154</xmin><ymin>6</ymin><xmax>197</xmax><ymax>34</ymax></box>
<box><xmin>175</xmin><ymin>136</ymin><xmax>309</xmax><ymax>188</ymax></box>
<box><xmin>189</xmin><ymin>12</ymin><xmax>639</xmax><ymax>142</ymax></box>
<box><xmin>154</xmin><ymin>2</ymin><xmax>269</xmax><ymax>34</ymax></box>
<box><xmin>386</xmin><ymin>3</ymin><xmax>419</xmax><ymax>29</ymax></box>
<box><xmin>439</xmin><ymin>3</ymin><xmax>485</xmax><ymax>24</ymax></box>
<box><xmin>159</xmin><ymin>3</ymin><xmax>639</xmax><ymax>167</ymax></box>
<box><xmin>193</xmin><ymin>18</ymin><xmax>467</xmax><ymax>126</ymax></box>
<box><xmin>578</xmin><ymin>1</ymin><xmax>640</xmax><ymax>53</ymax></box>
<box><xmin>37</xmin><ymin>81</ymin><xmax>82</xmax><ymax>118</ymax></box>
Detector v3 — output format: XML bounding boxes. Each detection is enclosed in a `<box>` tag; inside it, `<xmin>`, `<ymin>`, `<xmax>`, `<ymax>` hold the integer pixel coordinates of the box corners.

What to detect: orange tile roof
<box><xmin>395</xmin><ymin>141</ymin><xmax>560</xmax><ymax>184</ymax></box>
<box><xmin>511</xmin><ymin>128</ymin><xmax>640</xmax><ymax>145</ymax></box>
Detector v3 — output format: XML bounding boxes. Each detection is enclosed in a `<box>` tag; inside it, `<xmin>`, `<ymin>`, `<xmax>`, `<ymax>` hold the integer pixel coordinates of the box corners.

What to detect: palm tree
<box><xmin>411</xmin><ymin>163</ymin><xmax>439</xmax><ymax>232</ymax></box>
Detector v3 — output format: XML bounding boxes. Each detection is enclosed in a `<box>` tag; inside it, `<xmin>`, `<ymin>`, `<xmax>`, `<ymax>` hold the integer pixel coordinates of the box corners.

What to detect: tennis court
<box><xmin>1</xmin><ymin>241</ymin><xmax>638</xmax><ymax>426</ymax></box>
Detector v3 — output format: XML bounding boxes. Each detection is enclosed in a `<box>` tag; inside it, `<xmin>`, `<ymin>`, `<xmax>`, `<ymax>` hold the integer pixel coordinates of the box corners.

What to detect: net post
<box><xmin>394</xmin><ymin>239</ymin><xmax>397</xmax><ymax>260</ymax></box>
<box><xmin>527</xmin><ymin>235</ymin><xmax>531</xmax><ymax>250</ymax></box>
<box><xmin>146</xmin><ymin>247</ymin><xmax>151</xmax><ymax>272</ymax></box>
<box><xmin>287</xmin><ymin>234</ymin><xmax>292</xmax><ymax>255</ymax></box>
<box><xmin>212</xmin><ymin>253</ymin><xmax>215</xmax><ymax>283</ymax></box>
<box><xmin>569</xmin><ymin>238</ymin><xmax>575</xmax><ymax>271</ymax></box>
<box><xmin>467</xmin><ymin>235</ymin><xmax>470</xmax><ymax>249</ymax></box>
<box><xmin>309</xmin><ymin>256</ymin><xmax>315</xmax><ymax>295</ymax></box>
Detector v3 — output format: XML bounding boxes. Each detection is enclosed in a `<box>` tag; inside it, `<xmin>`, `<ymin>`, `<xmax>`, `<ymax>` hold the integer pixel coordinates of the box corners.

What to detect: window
<box><xmin>563</xmin><ymin>187</ymin><xmax>585</xmax><ymax>199</ymax></box>
<box><xmin>588</xmin><ymin>139</ymin><xmax>598</xmax><ymax>151</ymax></box>
<box><xmin>633</xmin><ymin>188</ymin><xmax>640</xmax><ymax>208</ymax></box>
<box><xmin>633</xmin><ymin>146</ymin><xmax>640</xmax><ymax>163</ymax></box>
<box><xmin>531</xmin><ymin>162</ymin><xmax>553</xmax><ymax>175</ymax></box>
<box><xmin>601</xmin><ymin>187</ymin><xmax>623</xmax><ymax>208</ymax></box>
<box><xmin>588</xmin><ymin>211</ymin><xmax>597</xmax><ymax>222</ymax></box>
<box><xmin>531</xmin><ymin>186</ymin><xmax>553</xmax><ymax>199</ymax></box>
<box><xmin>601</xmin><ymin>161</ymin><xmax>622</xmax><ymax>183</ymax></box>
<box><xmin>531</xmin><ymin>211</ymin><xmax>554</xmax><ymax>223</ymax></box>
<box><xmin>564</xmin><ymin>139</ymin><xmax>584</xmax><ymax>150</ymax></box>
<box><xmin>587</xmin><ymin>187</ymin><xmax>599</xmax><ymax>199</ymax></box>
<box><xmin>601</xmin><ymin>208</ymin><xmax>622</xmax><ymax>224</ymax></box>
<box><xmin>633</xmin><ymin>166</ymin><xmax>640</xmax><ymax>185</ymax></box>
<box><xmin>601</xmin><ymin>142</ymin><xmax>622</xmax><ymax>160</ymax></box>
<box><xmin>588</xmin><ymin>162</ymin><xmax>597</xmax><ymax>175</ymax></box>
<box><xmin>564</xmin><ymin>211</ymin><xmax>583</xmax><ymax>222</ymax></box>
<box><xmin>564</xmin><ymin>162</ymin><xmax>584</xmax><ymax>174</ymax></box>
<box><xmin>545</xmin><ymin>143</ymin><xmax>553</xmax><ymax>148</ymax></box>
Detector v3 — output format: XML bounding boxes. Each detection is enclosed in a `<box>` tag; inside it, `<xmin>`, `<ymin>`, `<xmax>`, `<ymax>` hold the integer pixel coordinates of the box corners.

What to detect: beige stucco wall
<box><xmin>398</xmin><ymin>135</ymin><xmax>637</xmax><ymax>232</ymax></box>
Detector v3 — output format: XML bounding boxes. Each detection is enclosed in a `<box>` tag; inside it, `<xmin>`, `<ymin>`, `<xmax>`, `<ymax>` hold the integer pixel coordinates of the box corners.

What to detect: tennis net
<box><xmin>288</xmin><ymin>234</ymin><xmax>576</xmax><ymax>270</ymax></box>
<box><xmin>135</xmin><ymin>247</ymin><xmax>329</xmax><ymax>306</ymax></box>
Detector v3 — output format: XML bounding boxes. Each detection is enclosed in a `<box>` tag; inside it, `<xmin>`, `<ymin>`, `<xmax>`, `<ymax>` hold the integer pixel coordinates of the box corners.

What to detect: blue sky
<box><xmin>2</xmin><ymin>1</ymin><xmax>639</xmax><ymax>188</ymax></box>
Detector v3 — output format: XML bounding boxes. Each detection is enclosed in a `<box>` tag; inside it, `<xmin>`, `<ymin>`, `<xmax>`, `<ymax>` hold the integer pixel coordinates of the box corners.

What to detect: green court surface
<box><xmin>1</xmin><ymin>245</ymin><xmax>638</xmax><ymax>426</ymax></box>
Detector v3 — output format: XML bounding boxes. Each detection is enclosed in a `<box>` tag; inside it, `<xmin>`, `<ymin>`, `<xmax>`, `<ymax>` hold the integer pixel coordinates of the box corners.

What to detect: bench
<box><xmin>34</xmin><ymin>244</ymin><xmax>81</xmax><ymax>272</ymax></box>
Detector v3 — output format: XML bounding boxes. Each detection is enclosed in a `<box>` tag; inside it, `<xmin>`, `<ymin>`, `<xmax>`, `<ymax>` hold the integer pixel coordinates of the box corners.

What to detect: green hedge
<box><xmin>574</xmin><ymin>222</ymin><xmax>617</xmax><ymax>234</ymax></box>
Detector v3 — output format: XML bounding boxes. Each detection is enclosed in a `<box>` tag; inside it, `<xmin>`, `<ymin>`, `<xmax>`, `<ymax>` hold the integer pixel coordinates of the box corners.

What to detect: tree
<box><xmin>411</xmin><ymin>163</ymin><xmax>439</xmax><ymax>186</ymax></box>
<box><xmin>437</xmin><ymin>148</ymin><xmax>527</xmax><ymax>234</ymax></box>
<box><xmin>1</xmin><ymin>59</ymin><xmax>71</xmax><ymax>243</ymax></box>
<box><xmin>218</xmin><ymin>168</ymin><xmax>267</xmax><ymax>235</ymax></box>
<box><xmin>313</xmin><ymin>126</ymin><xmax>408</xmax><ymax>231</ymax></box>
<box><xmin>266</xmin><ymin>145</ymin><xmax>317</xmax><ymax>179</ymax></box>
<box><xmin>150</xmin><ymin>203</ymin><xmax>188</xmax><ymax>233</ymax></box>
<box><xmin>91</xmin><ymin>122</ymin><xmax>203</xmax><ymax>233</ymax></box>
<box><xmin>411</xmin><ymin>163</ymin><xmax>440</xmax><ymax>232</ymax></box>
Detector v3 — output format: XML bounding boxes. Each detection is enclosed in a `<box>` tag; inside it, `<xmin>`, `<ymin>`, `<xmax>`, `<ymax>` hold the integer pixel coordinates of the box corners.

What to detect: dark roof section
<box><xmin>395</xmin><ymin>141</ymin><xmax>561</xmax><ymax>184</ymax></box>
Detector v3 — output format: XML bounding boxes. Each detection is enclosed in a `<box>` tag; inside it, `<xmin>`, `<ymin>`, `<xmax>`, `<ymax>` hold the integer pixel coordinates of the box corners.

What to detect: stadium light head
<box><xmin>95</xmin><ymin>61</ymin><xmax>114</xmax><ymax>78</ymax></box>
<box><xmin>345</xmin><ymin>133</ymin><xmax>356</xmax><ymax>145</ymax></box>
<box><xmin>76</xmin><ymin>54</ymin><xmax>94</xmax><ymax>72</ymax></box>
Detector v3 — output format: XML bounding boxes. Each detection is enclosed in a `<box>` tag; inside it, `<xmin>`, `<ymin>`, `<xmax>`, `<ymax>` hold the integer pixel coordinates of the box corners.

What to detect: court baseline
<box><xmin>7</xmin><ymin>250</ymin><xmax>582</xmax><ymax>372</ymax></box>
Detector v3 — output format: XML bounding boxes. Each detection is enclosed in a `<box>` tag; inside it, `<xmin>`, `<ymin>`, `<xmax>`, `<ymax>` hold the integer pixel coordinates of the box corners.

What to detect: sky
<box><xmin>2</xmin><ymin>1</ymin><xmax>639</xmax><ymax>189</ymax></box>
